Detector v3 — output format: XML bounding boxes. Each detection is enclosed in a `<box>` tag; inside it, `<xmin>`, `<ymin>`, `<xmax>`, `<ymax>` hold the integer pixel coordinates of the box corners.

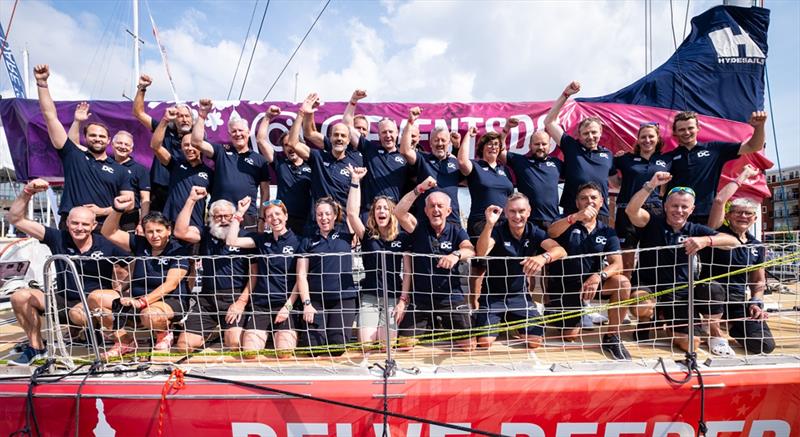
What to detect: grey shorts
<box><xmin>358</xmin><ymin>293</ymin><xmax>397</xmax><ymax>330</ymax></box>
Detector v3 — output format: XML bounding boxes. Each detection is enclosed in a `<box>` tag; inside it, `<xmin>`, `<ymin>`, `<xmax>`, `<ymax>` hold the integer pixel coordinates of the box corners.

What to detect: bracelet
<box><xmin>349</xmin><ymin>100</ymin><xmax>357</xmax><ymax>105</ymax></box>
<box><xmin>284</xmin><ymin>302</ymin><xmax>293</xmax><ymax>311</ymax></box>
<box><xmin>398</xmin><ymin>295</ymin><xmax>409</xmax><ymax>303</ymax></box>
<box><xmin>707</xmin><ymin>236</ymin><xmax>713</xmax><ymax>247</ymax></box>
<box><xmin>36</xmin><ymin>82</ymin><xmax>48</xmax><ymax>88</ymax></box>
<box><xmin>138</xmin><ymin>297</ymin><xmax>149</xmax><ymax>309</ymax></box>
<box><xmin>643</xmin><ymin>182</ymin><xmax>654</xmax><ymax>193</ymax></box>
<box><xmin>137</xmin><ymin>85</ymin><xmax>148</xmax><ymax>91</ymax></box>
<box><xmin>350</xmin><ymin>183</ymin><xmax>359</xmax><ymax>189</ymax></box>
<box><xmin>566</xmin><ymin>214</ymin><xmax>575</xmax><ymax>225</ymax></box>
<box><xmin>23</xmin><ymin>187</ymin><xmax>35</xmax><ymax>196</ymax></box>
<box><xmin>413</xmin><ymin>187</ymin><xmax>421</xmax><ymax>196</ymax></box>
<box><xmin>748</xmin><ymin>297</ymin><xmax>764</xmax><ymax>308</ymax></box>
<box><xmin>733</xmin><ymin>181</ymin><xmax>742</xmax><ymax>187</ymax></box>
<box><xmin>112</xmin><ymin>204</ymin><xmax>126</xmax><ymax>213</ymax></box>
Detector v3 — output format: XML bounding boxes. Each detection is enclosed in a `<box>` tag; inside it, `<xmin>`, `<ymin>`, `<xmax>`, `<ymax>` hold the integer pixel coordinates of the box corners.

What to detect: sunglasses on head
<box><xmin>262</xmin><ymin>199</ymin><xmax>284</xmax><ymax>207</ymax></box>
<box><xmin>639</xmin><ymin>121</ymin><xmax>660</xmax><ymax>128</ymax></box>
<box><xmin>667</xmin><ymin>186</ymin><xmax>696</xmax><ymax>197</ymax></box>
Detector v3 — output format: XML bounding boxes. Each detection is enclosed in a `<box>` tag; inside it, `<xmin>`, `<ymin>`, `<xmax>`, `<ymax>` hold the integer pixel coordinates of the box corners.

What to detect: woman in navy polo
<box><xmin>609</xmin><ymin>122</ymin><xmax>671</xmax><ymax>275</ymax></box>
<box><xmin>101</xmin><ymin>197</ymin><xmax>190</xmax><ymax>358</ymax></box>
<box><xmin>226</xmin><ymin>196</ymin><xmax>301</xmax><ymax>357</ymax></box>
<box><xmin>346</xmin><ymin>165</ymin><xmax>408</xmax><ymax>347</ymax></box>
<box><xmin>457</xmin><ymin>126</ymin><xmax>514</xmax><ymax>237</ymax></box>
<box><xmin>296</xmin><ymin>197</ymin><xmax>358</xmax><ymax>355</ymax></box>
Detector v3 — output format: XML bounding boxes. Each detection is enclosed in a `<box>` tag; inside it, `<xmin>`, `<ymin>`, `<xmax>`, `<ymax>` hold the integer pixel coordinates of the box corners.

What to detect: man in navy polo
<box><xmin>336</xmin><ymin>89</ymin><xmax>409</xmax><ymax>207</ymax></box>
<box><xmin>152</xmin><ymin>108</ymin><xmax>213</xmax><ymax>231</ymax></box>
<box><xmin>288</xmin><ymin>94</ymin><xmax>363</xmax><ymax>208</ymax></box>
<box><xmin>547</xmin><ymin>182</ymin><xmax>632</xmax><ymax>360</ymax></box>
<box><xmin>499</xmin><ymin>124</ymin><xmax>562</xmax><ymax>230</ymax></box>
<box><xmin>626</xmin><ymin>171</ymin><xmax>739</xmax><ymax>352</ymax></box>
<box><xmin>193</xmin><ymin>99</ymin><xmax>270</xmax><ymax>230</ymax></box>
<box><xmin>544</xmin><ymin>81</ymin><xmax>614</xmax><ymax>220</ymax></box>
<box><xmin>400</xmin><ymin>107</ymin><xmax>464</xmax><ymax>224</ymax></box>
<box><xmin>8</xmin><ymin>179</ymin><xmax>126</xmax><ymax>365</ymax></box>
<box><xmin>475</xmin><ymin>193</ymin><xmax>567</xmax><ymax>349</ymax></box>
<box><xmin>132</xmin><ymin>74</ymin><xmax>193</xmax><ymax>213</ymax></box>
<box><xmin>394</xmin><ymin>178</ymin><xmax>476</xmax><ymax>351</ymax></box>
<box><xmin>35</xmin><ymin>64</ymin><xmax>133</xmax><ymax>228</ymax></box>
<box><xmin>665</xmin><ymin>110</ymin><xmax>767</xmax><ymax>224</ymax></box>
<box><xmin>255</xmin><ymin>105</ymin><xmax>313</xmax><ymax>235</ymax></box>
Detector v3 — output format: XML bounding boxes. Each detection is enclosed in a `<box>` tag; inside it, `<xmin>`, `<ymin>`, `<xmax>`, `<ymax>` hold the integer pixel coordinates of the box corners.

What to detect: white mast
<box><xmin>21</xmin><ymin>47</ymin><xmax>29</xmax><ymax>98</ymax></box>
<box><xmin>133</xmin><ymin>0</ymin><xmax>140</xmax><ymax>86</ymax></box>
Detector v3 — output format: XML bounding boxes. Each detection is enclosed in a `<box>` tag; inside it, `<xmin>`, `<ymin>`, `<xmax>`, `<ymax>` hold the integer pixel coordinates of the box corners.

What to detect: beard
<box><xmin>209</xmin><ymin>222</ymin><xmax>230</xmax><ymax>240</ymax></box>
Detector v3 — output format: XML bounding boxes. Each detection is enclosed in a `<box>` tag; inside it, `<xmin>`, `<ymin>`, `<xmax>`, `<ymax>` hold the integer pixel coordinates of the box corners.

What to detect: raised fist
<box><xmin>408</xmin><ymin>106</ymin><xmax>422</xmax><ymax>123</ymax></box>
<box><xmin>563</xmin><ymin>81</ymin><xmax>581</xmax><ymax>96</ymax></box>
<box><xmin>748</xmin><ymin>111</ymin><xmax>767</xmax><ymax>128</ymax></box>
<box><xmin>138</xmin><ymin>74</ymin><xmax>152</xmax><ymax>89</ymax></box>
<box><xmin>113</xmin><ymin>194</ymin><xmax>134</xmax><ymax>213</ymax></box>
<box><xmin>416</xmin><ymin>176</ymin><xmax>437</xmax><ymax>194</ymax></box>
<box><xmin>504</xmin><ymin>117</ymin><xmax>519</xmax><ymax>130</ymax></box>
<box><xmin>350</xmin><ymin>89</ymin><xmax>367</xmax><ymax>102</ymax></box>
<box><xmin>237</xmin><ymin>196</ymin><xmax>252</xmax><ymax>214</ymax></box>
<box><xmin>189</xmin><ymin>186</ymin><xmax>207</xmax><ymax>202</ymax></box>
<box><xmin>649</xmin><ymin>171</ymin><xmax>672</xmax><ymax>187</ymax></box>
<box><xmin>25</xmin><ymin>179</ymin><xmax>50</xmax><ymax>194</ymax></box>
<box><xmin>348</xmin><ymin>165</ymin><xmax>367</xmax><ymax>183</ymax></box>
<box><xmin>450</xmin><ymin>131</ymin><xmax>461</xmax><ymax>146</ymax></box>
<box><xmin>737</xmin><ymin>164</ymin><xmax>759</xmax><ymax>184</ymax></box>
<box><xmin>266</xmin><ymin>105</ymin><xmax>281</xmax><ymax>119</ymax></box>
<box><xmin>33</xmin><ymin>64</ymin><xmax>50</xmax><ymax>83</ymax></box>
<box><xmin>467</xmin><ymin>126</ymin><xmax>478</xmax><ymax>137</ymax></box>
<box><xmin>198</xmin><ymin>98</ymin><xmax>213</xmax><ymax>116</ymax></box>
<box><xmin>163</xmin><ymin>107</ymin><xmax>178</xmax><ymax>122</ymax></box>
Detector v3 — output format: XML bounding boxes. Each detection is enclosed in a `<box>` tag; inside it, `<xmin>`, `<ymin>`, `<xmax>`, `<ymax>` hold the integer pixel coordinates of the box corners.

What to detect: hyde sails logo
<box><xmin>708</xmin><ymin>26</ymin><xmax>765</xmax><ymax>65</ymax></box>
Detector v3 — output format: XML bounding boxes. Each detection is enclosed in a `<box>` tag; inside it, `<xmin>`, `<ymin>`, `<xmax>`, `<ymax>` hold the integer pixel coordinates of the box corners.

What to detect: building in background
<box><xmin>764</xmin><ymin>164</ymin><xmax>800</xmax><ymax>233</ymax></box>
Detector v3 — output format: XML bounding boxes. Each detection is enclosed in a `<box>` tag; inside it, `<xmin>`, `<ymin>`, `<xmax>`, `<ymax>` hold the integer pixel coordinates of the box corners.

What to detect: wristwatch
<box><xmin>542</xmin><ymin>253</ymin><xmax>552</xmax><ymax>263</ymax></box>
<box><xmin>599</xmin><ymin>271</ymin><xmax>609</xmax><ymax>281</ymax></box>
<box><xmin>302</xmin><ymin>299</ymin><xmax>312</xmax><ymax>306</ymax></box>
<box><xmin>451</xmin><ymin>250</ymin><xmax>462</xmax><ymax>260</ymax></box>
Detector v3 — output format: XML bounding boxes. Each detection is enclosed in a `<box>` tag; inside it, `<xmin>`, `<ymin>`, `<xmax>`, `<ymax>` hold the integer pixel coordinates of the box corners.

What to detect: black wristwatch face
<box><xmin>303</xmin><ymin>299</ymin><xmax>312</xmax><ymax>306</ymax></box>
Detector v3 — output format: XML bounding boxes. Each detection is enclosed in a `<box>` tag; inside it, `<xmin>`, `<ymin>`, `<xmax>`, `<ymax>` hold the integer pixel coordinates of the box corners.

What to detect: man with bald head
<box><xmin>7</xmin><ymin>180</ymin><xmax>126</xmax><ymax>365</ymax></box>
<box><xmin>393</xmin><ymin>177</ymin><xmax>477</xmax><ymax>351</ymax></box>
<box><xmin>499</xmin><ymin>119</ymin><xmax>562</xmax><ymax>230</ymax></box>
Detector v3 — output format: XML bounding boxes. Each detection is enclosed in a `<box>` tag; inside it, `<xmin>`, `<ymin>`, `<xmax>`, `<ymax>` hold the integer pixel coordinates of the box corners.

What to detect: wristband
<box><xmin>643</xmin><ymin>182</ymin><xmax>654</xmax><ymax>193</ymax></box>
<box><xmin>413</xmin><ymin>187</ymin><xmax>421</xmax><ymax>196</ymax></box>
<box><xmin>707</xmin><ymin>236</ymin><xmax>713</xmax><ymax>247</ymax></box>
<box><xmin>284</xmin><ymin>302</ymin><xmax>293</xmax><ymax>311</ymax></box>
<box><xmin>112</xmin><ymin>204</ymin><xmax>127</xmax><ymax>213</ymax></box>
<box><xmin>36</xmin><ymin>82</ymin><xmax>48</xmax><ymax>88</ymax></box>
<box><xmin>733</xmin><ymin>181</ymin><xmax>742</xmax><ymax>188</ymax></box>
<box><xmin>350</xmin><ymin>183</ymin><xmax>359</xmax><ymax>189</ymax></box>
<box><xmin>567</xmin><ymin>214</ymin><xmax>575</xmax><ymax>225</ymax></box>
<box><xmin>398</xmin><ymin>295</ymin><xmax>410</xmax><ymax>304</ymax></box>
<box><xmin>349</xmin><ymin>100</ymin><xmax>357</xmax><ymax>105</ymax></box>
<box><xmin>23</xmin><ymin>187</ymin><xmax>35</xmax><ymax>196</ymax></box>
<box><xmin>748</xmin><ymin>297</ymin><xmax>764</xmax><ymax>308</ymax></box>
<box><xmin>138</xmin><ymin>297</ymin><xmax>149</xmax><ymax>309</ymax></box>
<box><xmin>137</xmin><ymin>85</ymin><xmax>148</xmax><ymax>91</ymax></box>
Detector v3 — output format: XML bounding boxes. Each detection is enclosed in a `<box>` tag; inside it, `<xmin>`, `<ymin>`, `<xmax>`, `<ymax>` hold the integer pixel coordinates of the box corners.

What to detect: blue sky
<box><xmin>1</xmin><ymin>0</ymin><xmax>797</xmax><ymax>167</ymax></box>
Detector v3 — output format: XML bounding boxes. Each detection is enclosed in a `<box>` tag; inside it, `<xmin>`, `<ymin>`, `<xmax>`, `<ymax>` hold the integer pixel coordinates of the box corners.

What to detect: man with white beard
<box><xmin>133</xmin><ymin>74</ymin><xmax>195</xmax><ymax>213</ymax></box>
<box><xmin>173</xmin><ymin>187</ymin><xmax>255</xmax><ymax>352</ymax></box>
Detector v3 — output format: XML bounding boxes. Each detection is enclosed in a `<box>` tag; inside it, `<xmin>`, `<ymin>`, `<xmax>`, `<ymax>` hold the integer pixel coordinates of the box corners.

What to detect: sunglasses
<box><xmin>667</xmin><ymin>186</ymin><xmax>696</xmax><ymax>197</ymax></box>
<box><xmin>262</xmin><ymin>199</ymin><xmax>284</xmax><ymax>207</ymax></box>
<box><xmin>639</xmin><ymin>121</ymin><xmax>660</xmax><ymax>128</ymax></box>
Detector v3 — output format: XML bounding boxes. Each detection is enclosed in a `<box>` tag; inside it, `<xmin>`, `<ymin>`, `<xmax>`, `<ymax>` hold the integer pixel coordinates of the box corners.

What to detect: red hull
<box><xmin>1</xmin><ymin>366</ymin><xmax>798</xmax><ymax>436</ymax></box>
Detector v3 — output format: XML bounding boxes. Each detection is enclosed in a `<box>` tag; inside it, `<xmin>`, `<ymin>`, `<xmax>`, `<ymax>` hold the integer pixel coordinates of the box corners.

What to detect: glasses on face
<box><xmin>212</xmin><ymin>214</ymin><xmax>233</xmax><ymax>221</ymax></box>
<box><xmin>639</xmin><ymin>121</ymin><xmax>660</xmax><ymax>128</ymax></box>
<box><xmin>667</xmin><ymin>186</ymin><xmax>696</xmax><ymax>197</ymax></box>
<box><xmin>729</xmin><ymin>209</ymin><xmax>756</xmax><ymax>218</ymax></box>
<box><xmin>262</xmin><ymin>199</ymin><xmax>284</xmax><ymax>207</ymax></box>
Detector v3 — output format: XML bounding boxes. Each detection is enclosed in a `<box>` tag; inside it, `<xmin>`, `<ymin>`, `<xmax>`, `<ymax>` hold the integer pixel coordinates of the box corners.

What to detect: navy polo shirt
<box><xmin>272</xmin><ymin>155</ymin><xmax>312</xmax><ymax>219</ymax></box>
<box><xmin>42</xmin><ymin>228</ymin><xmax>126</xmax><ymax>300</ymax></box>
<box><xmin>360</xmin><ymin>233</ymin><xmax>410</xmax><ymax>297</ymax></box>
<box><xmin>558</xmin><ymin>134</ymin><xmax>614</xmax><ymax>217</ymax></box>
<box><xmin>357</xmin><ymin>136</ymin><xmax>408</xmax><ymax>204</ymax></box>
<box><xmin>506</xmin><ymin>153</ymin><xmax>562</xmax><ymax>223</ymax></box>
<box><xmin>612</xmin><ymin>153</ymin><xmax>671</xmax><ymax>206</ymax></box>
<box><xmin>248</xmin><ymin>230</ymin><xmax>301</xmax><ymax>306</ymax></box>
<box><xmin>57</xmin><ymin>139</ymin><xmax>133</xmax><ymax>216</ymax></box>
<box><xmin>307</xmin><ymin>147</ymin><xmax>363</xmax><ymax>206</ymax></box>
<box><xmin>484</xmin><ymin>221</ymin><xmax>547</xmax><ymax>297</ymax></box>
<box><xmin>408</xmin><ymin>220</ymin><xmax>470</xmax><ymax>308</ymax></box>
<box><xmin>209</xmin><ymin>143</ymin><xmax>269</xmax><ymax>216</ymax></box>
<box><xmin>413</xmin><ymin>151</ymin><xmax>463</xmax><ymax>223</ymax></box>
<box><xmin>665</xmin><ymin>141</ymin><xmax>740</xmax><ymax>216</ymax></box>
<box><xmin>636</xmin><ymin>214</ymin><xmax>717</xmax><ymax>294</ymax></box>
<box><xmin>549</xmin><ymin>220</ymin><xmax>620</xmax><ymax>286</ymax></box>
<box><xmin>128</xmin><ymin>234</ymin><xmax>191</xmax><ymax>298</ymax></box>
<box><xmin>700</xmin><ymin>225</ymin><xmax>764</xmax><ymax>300</ymax></box>
<box><xmin>120</xmin><ymin>158</ymin><xmax>151</xmax><ymax>209</ymax></box>
<box><xmin>198</xmin><ymin>227</ymin><xmax>253</xmax><ymax>294</ymax></box>
<box><xmin>466</xmin><ymin>159</ymin><xmax>514</xmax><ymax>224</ymax></box>
<box><xmin>149</xmin><ymin>118</ymin><xmax>185</xmax><ymax>188</ymax></box>
<box><xmin>298</xmin><ymin>231</ymin><xmax>356</xmax><ymax>302</ymax></box>
<box><xmin>162</xmin><ymin>158</ymin><xmax>213</xmax><ymax>230</ymax></box>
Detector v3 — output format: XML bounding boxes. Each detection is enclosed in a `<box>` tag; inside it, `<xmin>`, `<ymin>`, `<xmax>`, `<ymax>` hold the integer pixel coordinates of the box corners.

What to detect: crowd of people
<box><xmin>6</xmin><ymin>65</ymin><xmax>776</xmax><ymax>365</ymax></box>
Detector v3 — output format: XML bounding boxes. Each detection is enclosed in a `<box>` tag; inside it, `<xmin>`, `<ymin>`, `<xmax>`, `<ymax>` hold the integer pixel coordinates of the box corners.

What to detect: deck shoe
<box><xmin>602</xmin><ymin>334</ymin><xmax>632</xmax><ymax>360</ymax></box>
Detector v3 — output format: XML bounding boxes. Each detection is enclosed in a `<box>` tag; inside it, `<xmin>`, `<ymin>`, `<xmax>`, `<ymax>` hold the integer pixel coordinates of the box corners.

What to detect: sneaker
<box><xmin>153</xmin><ymin>331</ymin><xmax>174</xmax><ymax>352</ymax></box>
<box><xmin>9</xmin><ymin>345</ymin><xmax>47</xmax><ymax>366</ymax></box>
<box><xmin>602</xmin><ymin>334</ymin><xmax>632</xmax><ymax>360</ymax></box>
<box><xmin>581</xmin><ymin>313</ymin><xmax>596</xmax><ymax>328</ymax></box>
<box><xmin>102</xmin><ymin>339</ymin><xmax>138</xmax><ymax>360</ymax></box>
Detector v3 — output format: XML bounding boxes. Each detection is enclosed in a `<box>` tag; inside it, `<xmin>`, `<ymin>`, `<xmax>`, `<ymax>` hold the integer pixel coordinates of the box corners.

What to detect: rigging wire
<box><xmin>648</xmin><ymin>0</ymin><xmax>653</xmax><ymax>73</ymax></box>
<box><xmin>79</xmin><ymin>0</ymin><xmax>125</xmax><ymax>96</ymax></box>
<box><xmin>92</xmin><ymin>3</ymin><xmax>130</xmax><ymax>99</ymax></box>
<box><xmin>669</xmin><ymin>0</ymin><xmax>678</xmax><ymax>50</ymax></box>
<box><xmin>644</xmin><ymin>0</ymin><xmax>648</xmax><ymax>74</ymax></box>
<box><xmin>238</xmin><ymin>0</ymin><xmax>270</xmax><ymax>100</ymax></box>
<box><xmin>262</xmin><ymin>0</ymin><xmax>332</xmax><ymax>101</ymax></box>
<box><xmin>682</xmin><ymin>0</ymin><xmax>692</xmax><ymax>41</ymax></box>
<box><xmin>765</xmin><ymin>65</ymin><xmax>791</xmax><ymax>230</ymax></box>
<box><xmin>226</xmin><ymin>0</ymin><xmax>260</xmax><ymax>100</ymax></box>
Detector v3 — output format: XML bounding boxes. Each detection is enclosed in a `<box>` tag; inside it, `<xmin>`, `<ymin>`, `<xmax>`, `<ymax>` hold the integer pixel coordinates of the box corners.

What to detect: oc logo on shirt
<box><xmin>101</xmin><ymin>165</ymin><xmax>115</xmax><ymax>174</ymax></box>
<box><xmin>595</xmin><ymin>236</ymin><xmax>607</xmax><ymax>245</ymax></box>
<box><xmin>697</xmin><ymin>150</ymin><xmax>711</xmax><ymax>158</ymax></box>
<box><xmin>439</xmin><ymin>241</ymin><xmax>453</xmax><ymax>251</ymax></box>
<box><xmin>390</xmin><ymin>240</ymin><xmax>402</xmax><ymax>248</ymax></box>
<box><xmin>655</xmin><ymin>160</ymin><xmax>667</xmax><ymax>167</ymax></box>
